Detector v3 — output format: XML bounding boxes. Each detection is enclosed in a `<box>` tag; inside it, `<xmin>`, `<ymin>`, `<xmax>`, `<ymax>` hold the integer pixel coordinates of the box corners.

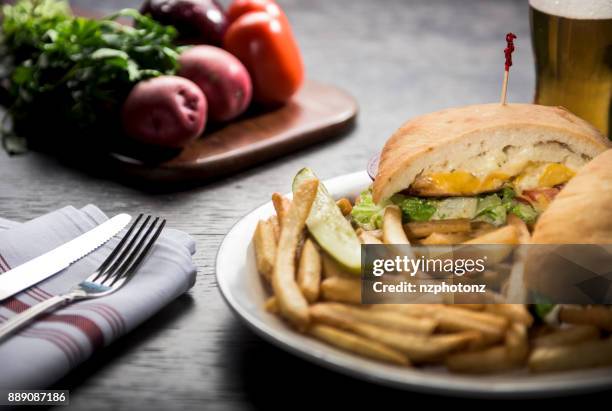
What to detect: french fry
<box><xmin>272</xmin><ymin>179</ymin><xmax>318</xmax><ymax>331</ymax></box>
<box><xmin>480</xmin><ymin>270</ymin><xmax>503</xmax><ymax>286</ymax></box>
<box><xmin>505</xmin><ymin>323</ymin><xmax>529</xmax><ymax>363</ymax></box>
<box><xmin>453</xmin><ymin>304</ymin><xmax>485</xmax><ymax>311</ymax></box>
<box><xmin>366</xmin><ymin>229</ymin><xmax>383</xmax><ymax>240</ymax></box>
<box><xmin>264</xmin><ymin>296</ymin><xmax>279</xmax><ymax>314</ymax></box>
<box><xmin>336</xmin><ymin>198</ymin><xmax>353</xmax><ymax>216</ymax></box>
<box><xmin>383</xmin><ymin>205</ymin><xmax>410</xmax><ymax>244</ymax></box>
<box><xmin>485</xmin><ymin>305</ymin><xmax>533</xmax><ymax>327</ymax></box>
<box><xmin>533</xmin><ymin>325</ymin><xmax>600</xmax><ymax>348</ymax></box>
<box><xmin>404</xmin><ymin>219</ymin><xmax>471</xmax><ymax>239</ymax></box>
<box><xmin>310</xmin><ymin>303</ymin><xmax>437</xmax><ymax>335</ymax></box>
<box><xmin>363</xmin><ymin>327</ymin><xmax>479</xmax><ymax>363</ymax></box>
<box><xmin>311</xmin><ymin>305</ymin><xmax>476</xmax><ymax>362</ymax></box>
<box><xmin>359</xmin><ymin>231</ymin><xmax>383</xmax><ymax>245</ymax></box>
<box><xmin>445</xmin><ymin>345</ymin><xmax>517</xmax><ymax>374</ymax></box>
<box><xmin>436</xmin><ymin>314</ymin><xmax>507</xmax><ymax>344</ymax></box>
<box><xmin>448</xmin><ymin>306</ymin><xmax>509</xmax><ymax>327</ymax></box>
<box><xmin>321</xmin><ymin>277</ymin><xmax>361</xmax><ymax>304</ymax></box>
<box><xmin>506</xmin><ymin>214</ymin><xmax>531</xmax><ymax>244</ymax></box>
<box><xmin>449</xmin><ymin>289</ymin><xmax>506</xmax><ymax>305</ymax></box>
<box><xmin>470</xmin><ymin>221</ymin><xmax>496</xmax><ymax>237</ymax></box>
<box><xmin>269</xmin><ymin>215</ymin><xmax>281</xmax><ymax>242</ymax></box>
<box><xmin>528</xmin><ymin>337</ymin><xmax>612</xmax><ymax>373</ymax></box>
<box><xmin>272</xmin><ymin>192</ymin><xmax>291</xmax><ymax>229</ymax></box>
<box><xmin>461</xmin><ymin>225</ymin><xmax>519</xmax><ymax>265</ymax></box>
<box><xmin>559</xmin><ymin>306</ymin><xmax>612</xmax><ymax>331</ymax></box>
<box><xmin>253</xmin><ymin>219</ymin><xmax>277</xmax><ymax>280</ymax></box>
<box><xmin>504</xmin><ymin>248</ymin><xmax>528</xmax><ymax>304</ymax></box>
<box><xmin>420</xmin><ymin>232</ymin><xmax>471</xmax><ymax>245</ymax></box>
<box><xmin>372</xmin><ymin>304</ymin><xmax>508</xmax><ymax>343</ymax></box>
<box><xmin>463</xmin><ymin>225</ymin><xmax>519</xmax><ymax>245</ymax></box>
<box><xmin>321</xmin><ymin>253</ymin><xmax>354</xmax><ymax>278</ymax></box>
<box><xmin>376</xmin><ymin>303</ymin><xmax>508</xmax><ymax>328</ymax></box>
<box><xmin>308</xmin><ymin>324</ymin><xmax>409</xmax><ymax>366</ymax></box>
<box><xmin>297</xmin><ymin>239</ymin><xmax>321</xmax><ymax>303</ymax></box>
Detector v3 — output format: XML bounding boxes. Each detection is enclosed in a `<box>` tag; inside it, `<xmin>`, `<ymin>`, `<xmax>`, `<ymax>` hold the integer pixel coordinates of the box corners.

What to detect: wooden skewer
<box><xmin>500</xmin><ymin>70</ymin><xmax>509</xmax><ymax>105</ymax></box>
<box><xmin>500</xmin><ymin>32</ymin><xmax>516</xmax><ymax>106</ymax></box>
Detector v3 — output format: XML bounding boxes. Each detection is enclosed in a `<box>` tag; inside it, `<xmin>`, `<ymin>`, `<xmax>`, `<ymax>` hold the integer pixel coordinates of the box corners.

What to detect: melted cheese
<box><xmin>412</xmin><ymin>163</ymin><xmax>575</xmax><ymax>196</ymax></box>
<box><xmin>514</xmin><ymin>163</ymin><xmax>575</xmax><ymax>192</ymax></box>
<box><xmin>539</xmin><ymin>163</ymin><xmax>575</xmax><ymax>187</ymax></box>
<box><xmin>422</xmin><ymin>171</ymin><xmax>509</xmax><ymax>196</ymax></box>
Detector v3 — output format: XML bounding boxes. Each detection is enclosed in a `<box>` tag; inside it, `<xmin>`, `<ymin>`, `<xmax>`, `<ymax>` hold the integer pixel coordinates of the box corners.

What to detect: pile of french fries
<box><xmin>253</xmin><ymin>178</ymin><xmax>612</xmax><ymax>374</ymax></box>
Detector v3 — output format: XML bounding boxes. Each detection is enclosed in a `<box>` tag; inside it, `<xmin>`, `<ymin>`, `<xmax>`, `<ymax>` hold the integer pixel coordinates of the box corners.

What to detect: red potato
<box><xmin>122</xmin><ymin>75</ymin><xmax>207</xmax><ymax>148</ymax></box>
<box><xmin>178</xmin><ymin>45</ymin><xmax>252</xmax><ymax>122</ymax></box>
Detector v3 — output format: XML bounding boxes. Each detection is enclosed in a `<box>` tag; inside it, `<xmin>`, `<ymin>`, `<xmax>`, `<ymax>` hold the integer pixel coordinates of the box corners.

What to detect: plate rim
<box><xmin>215</xmin><ymin>170</ymin><xmax>612</xmax><ymax>398</ymax></box>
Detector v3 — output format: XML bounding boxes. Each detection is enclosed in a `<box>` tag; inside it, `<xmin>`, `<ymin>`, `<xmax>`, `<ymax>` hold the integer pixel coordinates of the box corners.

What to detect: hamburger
<box><xmin>353</xmin><ymin>103</ymin><xmax>610</xmax><ymax>231</ymax></box>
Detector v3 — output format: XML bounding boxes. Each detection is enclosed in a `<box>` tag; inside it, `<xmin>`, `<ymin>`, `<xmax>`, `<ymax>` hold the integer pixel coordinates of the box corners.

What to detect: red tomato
<box><xmin>224</xmin><ymin>10</ymin><xmax>304</xmax><ymax>104</ymax></box>
<box><xmin>227</xmin><ymin>0</ymin><xmax>280</xmax><ymax>23</ymax></box>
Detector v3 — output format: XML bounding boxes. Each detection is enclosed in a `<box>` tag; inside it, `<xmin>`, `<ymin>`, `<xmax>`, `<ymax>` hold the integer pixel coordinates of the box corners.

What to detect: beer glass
<box><xmin>530</xmin><ymin>0</ymin><xmax>612</xmax><ymax>139</ymax></box>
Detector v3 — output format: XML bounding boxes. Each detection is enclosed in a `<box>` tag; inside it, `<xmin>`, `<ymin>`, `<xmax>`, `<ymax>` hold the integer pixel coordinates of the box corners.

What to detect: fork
<box><xmin>0</xmin><ymin>214</ymin><xmax>165</xmax><ymax>343</ymax></box>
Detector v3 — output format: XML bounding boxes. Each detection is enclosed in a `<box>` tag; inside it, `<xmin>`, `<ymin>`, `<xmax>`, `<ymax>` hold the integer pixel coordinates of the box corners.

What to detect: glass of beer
<box><xmin>530</xmin><ymin>0</ymin><xmax>612</xmax><ymax>139</ymax></box>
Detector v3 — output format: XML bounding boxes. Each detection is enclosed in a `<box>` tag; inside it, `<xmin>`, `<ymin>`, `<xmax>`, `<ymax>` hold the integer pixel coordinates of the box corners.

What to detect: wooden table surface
<box><xmin>0</xmin><ymin>0</ymin><xmax>609</xmax><ymax>408</ymax></box>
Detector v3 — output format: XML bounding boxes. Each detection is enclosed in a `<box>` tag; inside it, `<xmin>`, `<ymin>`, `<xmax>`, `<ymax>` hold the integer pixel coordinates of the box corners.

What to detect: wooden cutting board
<box><xmin>110</xmin><ymin>80</ymin><xmax>357</xmax><ymax>183</ymax></box>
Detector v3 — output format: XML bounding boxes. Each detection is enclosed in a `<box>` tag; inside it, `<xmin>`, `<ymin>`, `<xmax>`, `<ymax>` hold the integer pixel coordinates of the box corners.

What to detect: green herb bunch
<box><xmin>0</xmin><ymin>0</ymin><xmax>181</xmax><ymax>153</ymax></box>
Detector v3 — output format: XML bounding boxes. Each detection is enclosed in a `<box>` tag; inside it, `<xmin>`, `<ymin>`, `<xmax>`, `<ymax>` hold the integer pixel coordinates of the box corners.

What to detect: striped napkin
<box><xmin>0</xmin><ymin>205</ymin><xmax>196</xmax><ymax>389</ymax></box>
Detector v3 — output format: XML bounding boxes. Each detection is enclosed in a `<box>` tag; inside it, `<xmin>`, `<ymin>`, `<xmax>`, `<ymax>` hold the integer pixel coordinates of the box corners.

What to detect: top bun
<box><xmin>372</xmin><ymin>103</ymin><xmax>610</xmax><ymax>203</ymax></box>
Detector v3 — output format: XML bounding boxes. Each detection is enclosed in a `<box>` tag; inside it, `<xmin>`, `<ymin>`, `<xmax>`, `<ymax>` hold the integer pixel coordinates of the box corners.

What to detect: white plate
<box><xmin>216</xmin><ymin>170</ymin><xmax>612</xmax><ymax>398</ymax></box>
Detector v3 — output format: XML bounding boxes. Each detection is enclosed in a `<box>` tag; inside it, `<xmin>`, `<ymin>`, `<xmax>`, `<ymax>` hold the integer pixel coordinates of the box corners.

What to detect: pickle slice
<box><xmin>292</xmin><ymin>168</ymin><xmax>361</xmax><ymax>274</ymax></box>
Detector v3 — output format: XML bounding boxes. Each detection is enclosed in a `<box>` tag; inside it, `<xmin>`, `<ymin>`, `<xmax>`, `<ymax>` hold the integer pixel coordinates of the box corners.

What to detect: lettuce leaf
<box><xmin>475</xmin><ymin>187</ymin><xmax>539</xmax><ymax>226</ymax></box>
<box><xmin>432</xmin><ymin>197</ymin><xmax>478</xmax><ymax>220</ymax></box>
<box><xmin>350</xmin><ymin>189</ymin><xmax>387</xmax><ymax>230</ymax></box>
<box><xmin>501</xmin><ymin>187</ymin><xmax>539</xmax><ymax>224</ymax></box>
<box><xmin>351</xmin><ymin>189</ymin><xmax>437</xmax><ymax>229</ymax></box>
<box><xmin>351</xmin><ymin>186</ymin><xmax>540</xmax><ymax>230</ymax></box>
<box><xmin>500</xmin><ymin>186</ymin><xmax>516</xmax><ymax>205</ymax></box>
<box><xmin>510</xmin><ymin>202</ymin><xmax>539</xmax><ymax>225</ymax></box>
<box><xmin>390</xmin><ymin>194</ymin><xmax>437</xmax><ymax>222</ymax></box>
<box><xmin>474</xmin><ymin>194</ymin><xmax>507</xmax><ymax>226</ymax></box>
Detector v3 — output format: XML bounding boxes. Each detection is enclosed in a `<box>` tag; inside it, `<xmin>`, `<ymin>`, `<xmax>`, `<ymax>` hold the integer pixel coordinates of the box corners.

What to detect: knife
<box><xmin>0</xmin><ymin>213</ymin><xmax>132</xmax><ymax>301</ymax></box>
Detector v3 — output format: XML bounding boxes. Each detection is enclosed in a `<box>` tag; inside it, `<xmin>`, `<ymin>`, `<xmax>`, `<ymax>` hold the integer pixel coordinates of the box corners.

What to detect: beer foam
<box><xmin>530</xmin><ymin>0</ymin><xmax>612</xmax><ymax>19</ymax></box>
